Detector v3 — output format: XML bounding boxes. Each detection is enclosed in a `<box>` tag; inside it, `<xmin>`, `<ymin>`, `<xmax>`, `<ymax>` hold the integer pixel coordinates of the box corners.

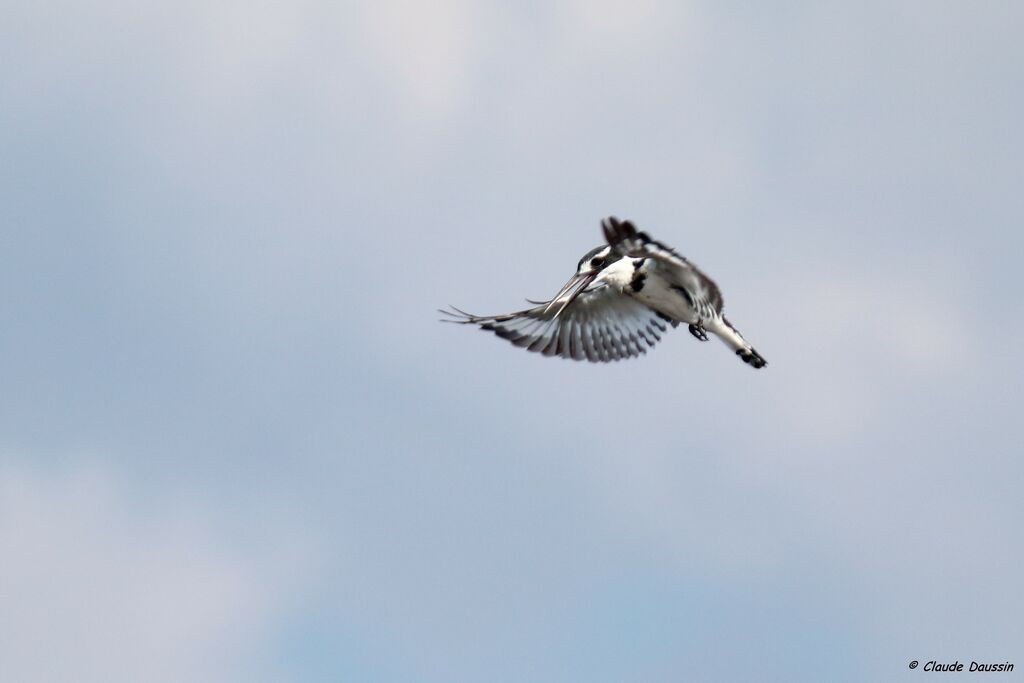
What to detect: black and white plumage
<box><xmin>441</xmin><ymin>217</ymin><xmax>767</xmax><ymax>368</ymax></box>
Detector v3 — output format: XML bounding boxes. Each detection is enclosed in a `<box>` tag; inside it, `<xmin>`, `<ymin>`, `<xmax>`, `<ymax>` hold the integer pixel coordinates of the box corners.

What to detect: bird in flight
<box><xmin>441</xmin><ymin>217</ymin><xmax>767</xmax><ymax>369</ymax></box>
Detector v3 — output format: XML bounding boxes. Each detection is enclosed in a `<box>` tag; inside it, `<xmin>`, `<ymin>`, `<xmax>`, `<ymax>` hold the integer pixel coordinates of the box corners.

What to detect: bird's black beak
<box><xmin>543</xmin><ymin>271</ymin><xmax>597</xmax><ymax>318</ymax></box>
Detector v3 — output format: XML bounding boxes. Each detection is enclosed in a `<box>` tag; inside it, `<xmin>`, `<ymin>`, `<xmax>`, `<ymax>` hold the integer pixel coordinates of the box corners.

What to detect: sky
<box><xmin>2</xmin><ymin>1</ymin><xmax>1022</xmax><ymax>681</ymax></box>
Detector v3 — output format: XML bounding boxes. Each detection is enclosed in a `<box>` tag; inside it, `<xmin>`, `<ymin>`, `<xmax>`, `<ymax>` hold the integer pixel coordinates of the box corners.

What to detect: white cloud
<box><xmin>556</xmin><ymin>0</ymin><xmax>698</xmax><ymax>56</ymax></box>
<box><xmin>753</xmin><ymin>264</ymin><xmax>979</xmax><ymax>445</ymax></box>
<box><xmin>355</xmin><ymin>0</ymin><xmax>486</xmax><ymax>118</ymax></box>
<box><xmin>0</xmin><ymin>462</ymin><xmax>317</xmax><ymax>683</ymax></box>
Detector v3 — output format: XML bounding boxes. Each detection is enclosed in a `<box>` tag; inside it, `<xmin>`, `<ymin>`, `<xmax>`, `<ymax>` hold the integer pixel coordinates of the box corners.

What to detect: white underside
<box><xmin>598</xmin><ymin>259</ymin><xmax>698</xmax><ymax>323</ymax></box>
<box><xmin>596</xmin><ymin>259</ymin><xmax>754</xmax><ymax>354</ymax></box>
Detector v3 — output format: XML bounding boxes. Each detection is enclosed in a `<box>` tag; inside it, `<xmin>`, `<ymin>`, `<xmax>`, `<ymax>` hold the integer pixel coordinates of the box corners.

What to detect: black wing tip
<box><xmin>601</xmin><ymin>216</ymin><xmax>617</xmax><ymax>244</ymax></box>
<box><xmin>601</xmin><ymin>215</ymin><xmax>641</xmax><ymax>247</ymax></box>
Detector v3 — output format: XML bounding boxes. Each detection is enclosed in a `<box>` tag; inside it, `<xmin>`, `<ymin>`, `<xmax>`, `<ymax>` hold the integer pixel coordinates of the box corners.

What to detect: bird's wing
<box><xmin>441</xmin><ymin>283</ymin><xmax>676</xmax><ymax>362</ymax></box>
<box><xmin>602</xmin><ymin>216</ymin><xmax>724</xmax><ymax>316</ymax></box>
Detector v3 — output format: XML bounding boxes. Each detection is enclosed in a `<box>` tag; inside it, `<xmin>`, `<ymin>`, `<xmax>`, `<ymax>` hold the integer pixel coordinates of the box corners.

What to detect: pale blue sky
<box><xmin>2</xmin><ymin>2</ymin><xmax>1022</xmax><ymax>681</ymax></box>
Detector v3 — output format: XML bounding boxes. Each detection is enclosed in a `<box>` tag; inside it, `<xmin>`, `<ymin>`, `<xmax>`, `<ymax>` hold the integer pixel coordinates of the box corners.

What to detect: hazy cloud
<box><xmin>0</xmin><ymin>462</ymin><xmax>318</xmax><ymax>683</ymax></box>
<box><xmin>2</xmin><ymin>2</ymin><xmax>1022</xmax><ymax>680</ymax></box>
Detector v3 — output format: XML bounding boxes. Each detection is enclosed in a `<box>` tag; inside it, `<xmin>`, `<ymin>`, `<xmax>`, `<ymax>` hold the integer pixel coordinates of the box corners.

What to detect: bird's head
<box><xmin>575</xmin><ymin>245</ymin><xmax>620</xmax><ymax>276</ymax></box>
<box><xmin>542</xmin><ymin>246</ymin><xmax>622</xmax><ymax>317</ymax></box>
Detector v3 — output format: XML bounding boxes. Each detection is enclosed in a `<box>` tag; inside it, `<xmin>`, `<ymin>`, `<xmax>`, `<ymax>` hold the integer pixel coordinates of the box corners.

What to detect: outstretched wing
<box><xmin>602</xmin><ymin>216</ymin><xmax>724</xmax><ymax>317</ymax></box>
<box><xmin>441</xmin><ymin>283</ymin><xmax>676</xmax><ymax>362</ymax></box>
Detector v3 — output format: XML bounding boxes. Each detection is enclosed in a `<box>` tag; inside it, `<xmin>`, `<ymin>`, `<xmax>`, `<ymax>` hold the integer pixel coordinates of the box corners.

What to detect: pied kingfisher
<box><xmin>441</xmin><ymin>216</ymin><xmax>767</xmax><ymax>369</ymax></box>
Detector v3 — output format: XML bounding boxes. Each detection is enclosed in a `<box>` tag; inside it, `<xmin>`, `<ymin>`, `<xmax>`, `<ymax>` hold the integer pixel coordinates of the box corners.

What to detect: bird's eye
<box><xmin>590</xmin><ymin>257</ymin><xmax>604</xmax><ymax>268</ymax></box>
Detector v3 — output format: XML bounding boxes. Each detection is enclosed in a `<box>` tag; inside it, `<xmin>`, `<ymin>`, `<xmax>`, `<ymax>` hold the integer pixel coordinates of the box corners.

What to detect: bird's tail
<box><xmin>708</xmin><ymin>316</ymin><xmax>767</xmax><ymax>369</ymax></box>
